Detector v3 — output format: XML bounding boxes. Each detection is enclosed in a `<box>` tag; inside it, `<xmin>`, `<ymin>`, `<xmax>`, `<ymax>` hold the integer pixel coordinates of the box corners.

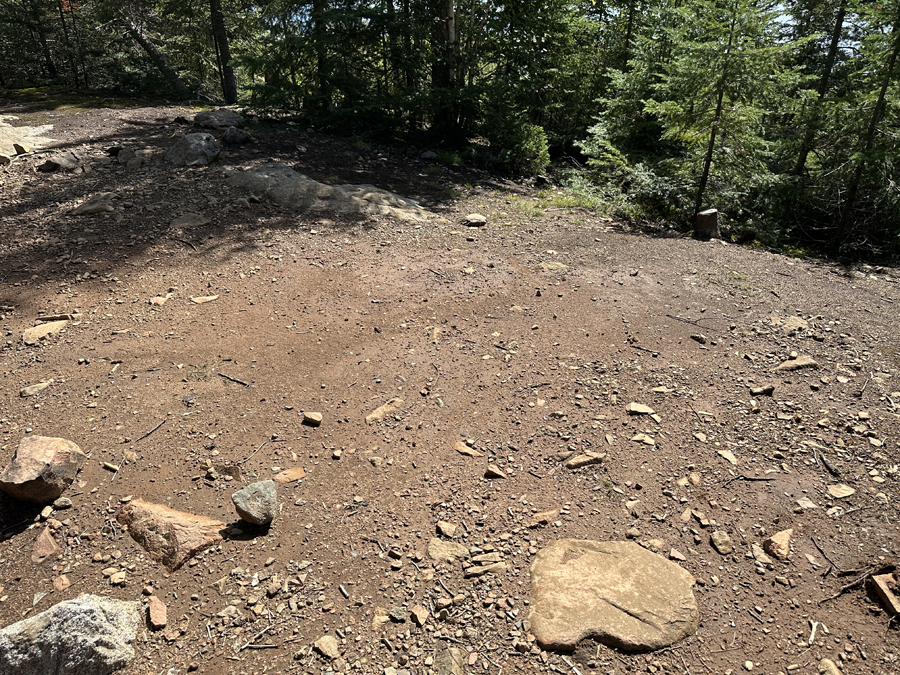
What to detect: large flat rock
<box><xmin>224</xmin><ymin>163</ymin><xmax>430</xmax><ymax>221</ymax></box>
<box><xmin>0</xmin><ymin>593</ymin><xmax>141</xmax><ymax>675</ymax></box>
<box><xmin>529</xmin><ymin>539</ymin><xmax>699</xmax><ymax>652</ymax></box>
<box><xmin>116</xmin><ymin>498</ymin><xmax>224</xmax><ymax>571</ymax></box>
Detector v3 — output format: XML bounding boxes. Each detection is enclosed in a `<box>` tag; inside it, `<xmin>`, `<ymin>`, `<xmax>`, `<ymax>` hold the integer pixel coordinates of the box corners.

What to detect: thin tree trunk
<box><xmin>694</xmin><ymin>7</ymin><xmax>737</xmax><ymax>216</ymax></box>
<box><xmin>836</xmin><ymin>12</ymin><xmax>900</xmax><ymax>245</ymax></box>
<box><xmin>56</xmin><ymin>0</ymin><xmax>79</xmax><ymax>87</ymax></box>
<box><xmin>124</xmin><ymin>16</ymin><xmax>191</xmax><ymax>100</ymax></box>
<box><xmin>431</xmin><ymin>0</ymin><xmax>458</xmax><ymax>137</ymax></box>
<box><xmin>312</xmin><ymin>0</ymin><xmax>330</xmax><ymax>108</ymax></box>
<box><xmin>793</xmin><ymin>0</ymin><xmax>846</xmax><ymax>176</ymax></box>
<box><xmin>623</xmin><ymin>0</ymin><xmax>636</xmax><ymax>65</ymax></box>
<box><xmin>210</xmin><ymin>0</ymin><xmax>237</xmax><ymax>104</ymax></box>
<box><xmin>25</xmin><ymin>0</ymin><xmax>57</xmax><ymax>78</ymax></box>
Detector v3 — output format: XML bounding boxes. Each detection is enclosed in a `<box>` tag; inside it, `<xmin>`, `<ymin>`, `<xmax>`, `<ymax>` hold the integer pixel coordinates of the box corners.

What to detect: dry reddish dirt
<box><xmin>0</xmin><ymin>101</ymin><xmax>899</xmax><ymax>675</ymax></box>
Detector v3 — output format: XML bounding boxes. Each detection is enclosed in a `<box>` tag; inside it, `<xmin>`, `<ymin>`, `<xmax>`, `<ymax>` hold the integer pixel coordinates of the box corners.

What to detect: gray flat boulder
<box><xmin>195</xmin><ymin>108</ymin><xmax>245</xmax><ymax>130</ymax></box>
<box><xmin>0</xmin><ymin>435</ymin><xmax>86</xmax><ymax>504</ymax></box>
<box><xmin>166</xmin><ymin>133</ymin><xmax>220</xmax><ymax>167</ymax></box>
<box><xmin>0</xmin><ymin>594</ymin><xmax>141</xmax><ymax>675</ymax></box>
<box><xmin>224</xmin><ymin>163</ymin><xmax>430</xmax><ymax>221</ymax></box>
<box><xmin>529</xmin><ymin>539</ymin><xmax>698</xmax><ymax>652</ymax></box>
<box><xmin>232</xmin><ymin>480</ymin><xmax>277</xmax><ymax>525</ymax></box>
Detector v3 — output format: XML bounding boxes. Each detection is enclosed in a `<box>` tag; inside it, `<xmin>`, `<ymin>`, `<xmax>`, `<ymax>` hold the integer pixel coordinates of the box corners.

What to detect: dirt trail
<box><xmin>0</xmin><ymin>101</ymin><xmax>898</xmax><ymax>675</ymax></box>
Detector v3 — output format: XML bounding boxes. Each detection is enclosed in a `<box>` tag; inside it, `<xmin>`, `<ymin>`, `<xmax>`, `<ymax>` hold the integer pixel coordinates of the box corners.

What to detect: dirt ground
<box><xmin>0</xmin><ymin>100</ymin><xmax>899</xmax><ymax>675</ymax></box>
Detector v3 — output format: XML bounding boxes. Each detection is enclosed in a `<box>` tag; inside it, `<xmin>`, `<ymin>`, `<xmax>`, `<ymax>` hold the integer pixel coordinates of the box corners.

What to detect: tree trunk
<box><xmin>210</xmin><ymin>0</ymin><xmax>237</xmax><ymax>104</ymax></box>
<box><xmin>56</xmin><ymin>0</ymin><xmax>79</xmax><ymax>87</ymax></box>
<box><xmin>835</xmin><ymin>12</ymin><xmax>900</xmax><ymax>246</ymax></box>
<box><xmin>793</xmin><ymin>0</ymin><xmax>846</xmax><ymax>176</ymax></box>
<box><xmin>25</xmin><ymin>0</ymin><xmax>57</xmax><ymax>78</ymax></box>
<box><xmin>311</xmin><ymin>0</ymin><xmax>330</xmax><ymax>107</ymax></box>
<box><xmin>124</xmin><ymin>16</ymin><xmax>191</xmax><ymax>100</ymax></box>
<box><xmin>430</xmin><ymin>0</ymin><xmax>458</xmax><ymax>137</ymax></box>
<box><xmin>694</xmin><ymin>6</ymin><xmax>737</xmax><ymax>216</ymax></box>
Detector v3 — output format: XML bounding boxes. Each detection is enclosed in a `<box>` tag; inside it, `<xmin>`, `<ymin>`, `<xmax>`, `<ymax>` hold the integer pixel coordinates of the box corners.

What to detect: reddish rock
<box><xmin>0</xmin><ymin>436</ymin><xmax>85</xmax><ymax>504</ymax></box>
<box><xmin>32</xmin><ymin>526</ymin><xmax>60</xmax><ymax>563</ymax></box>
<box><xmin>147</xmin><ymin>595</ymin><xmax>167</xmax><ymax>629</ymax></box>
<box><xmin>52</xmin><ymin>575</ymin><xmax>71</xmax><ymax>591</ymax></box>
<box><xmin>763</xmin><ymin>529</ymin><xmax>793</xmax><ymax>561</ymax></box>
<box><xmin>116</xmin><ymin>498</ymin><xmax>225</xmax><ymax>571</ymax></box>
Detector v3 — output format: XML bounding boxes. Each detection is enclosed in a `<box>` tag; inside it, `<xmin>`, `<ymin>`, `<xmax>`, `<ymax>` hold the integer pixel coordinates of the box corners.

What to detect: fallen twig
<box><xmin>136</xmin><ymin>419</ymin><xmax>166</xmax><ymax>442</ymax></box>
<box><xmin>219</xmin><ymin>373</ymin><xmax>250</xmax><ymax>386</ymax></box>
<box><xmin>811</xmin><ymin>537</ymin><xmax>846</xmax><ymax>573</ymax></box>
<box><xmin>721</xmin><ymin>475</ymin><xmax>775</xmax><ymax>488</ymax></box>
<box><xmin>239</xmin><ymin>623</ymin><xmax>280</xmax><ymax>651</ymax></box>
<box><xmin>240</xmin><ymin>440</ymin><xmax>268</xmax><ymax>464</ymax></box>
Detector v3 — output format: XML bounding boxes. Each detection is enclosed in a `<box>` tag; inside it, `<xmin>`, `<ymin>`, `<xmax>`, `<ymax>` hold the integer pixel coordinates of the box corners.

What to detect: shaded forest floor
<box><xmin>0</xmin><ymin>98</ymin><xmax>899</xmax><ymax>675</ymax></box>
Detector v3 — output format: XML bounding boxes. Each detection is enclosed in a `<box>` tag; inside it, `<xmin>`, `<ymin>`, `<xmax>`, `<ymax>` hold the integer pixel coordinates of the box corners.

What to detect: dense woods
<box><xmin>2</xmin><ymin>0</ymin><xmax>898</xmax><ymax>259</ymax></box>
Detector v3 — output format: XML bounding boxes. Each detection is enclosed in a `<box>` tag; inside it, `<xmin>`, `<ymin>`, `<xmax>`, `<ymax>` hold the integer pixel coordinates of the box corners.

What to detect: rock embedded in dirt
<box><xmin>410</xmin><ymin>605</ymin><xmax>429</xmax><ymax>626</ymax></box>
<box><xmin>314</xmin><ymin>634</ymin><xmax>340</xmax><ymax>660</ymax></box>
<box><xmin>116</xmin><ymin>498</ymin><xmax>225</xmax><ymax>571</ymax></box>
<box><xmin>434</xmin><ymin>647</ymin><xmax>466</xmax><ymax>675</ymax></box>
<box><xmin>463</xmin><ymin>213</ymin><xmax>487</xmax><ymax>227</ymax></box>
<box><xmin>224</xmin><ymin>163</ymin><xmax>430</xmax><ymax>221</ymax></box>
<box><xmin>365</xmin><ymin>397</ymin><xmax>404</xmax><ymax>424</ymax></box>
<box><xmin>71</xmin><ymin>192</ymin><xmax>116</xmax><ymax>215</ymax></box>
<box><xmin>302</xmin><ymin>411</ymin><xmax>323</xmax><ymax>426</ymax></box>
<box><xmin>484</xmin><ymin>464</ymin><xmax>506</xmax><ymax>479</ymax></box>
<box><xmin>827</xmin><ymin>484</ymin><xmax>856</xmax><ymax>499</ymax></box>
<box><xmin>194</xmin><ymin>108</ymin><xmax>245</xmax><ymax>130</ymax></box>
<box><xmin>818</xmin><ymin>658</ymin><xmax>843</xmax><ymax>675</ymax></box>
<box><xmin>529</xmin><ymin>539</ymin><xmax>699</xmax><ymax>652</ymax></box>
<box><xmin>37</xmin><ymin>151</ymin><xmax>84</xmax><ymax>172</ymax></box>
<box><xmin>0</xmin><ymin>435</ymin><xmax>85</xmax><ymax>504</ymax></box>
<box><xmin>717</xmin><ymin>449</ymin><xmax>737</xmax><ymax>465</ymax></box>
<box><xmin>454</xmin><ymin>440</ymin><xmax>483</xmax><ymax>457</ymax></box>
<box><xmin>710</xmin><ymin>531</ymin><xmax>733</xmax><ymax>555</ymax></box>
<box><xmin>0</xmin><ymin>594</ymin><xmax>141</xmax><ymax>675</ymax></box>
<box><xmin>775</xmin><ymin>354</ymin><xmax>819</xmax><ymax>372</ymax></box>
<box><xmin>166</xmin><ymin>132</ymin><xmax>220</xmax><ymax>167</ymax></box>
<box><xmin>751</xmin><ymin>543</ymin><xmax>773</xmax><ymax>565</ymax></box>
<box><xmin>171</xmin><ymin>213</ymin><xmax>210</xmax><ymax>228</ymax></box>
<box><xmin>147</xmin><ymin>595</ymin><xmax>167</xmax><ymax>630</ymax></box>
<box><xmin>223</xmin><ymin>126</ymin><xmax>250</xmax><ymax>145</ymax></box>
<box><xmin>32</xmin><ymin>525</ymin><xmax>60</xmax><ymax>563</ymax></box>
<box><xmin>528</xmin><ymin>509</ymin><xmax>560</xmax><ymax>527</ymax></box>
<box><xmin>564</xmin><ymin>452</ymin><xmax>608</xmax><ymax>469</ymax></box>
<box><xmin>273</xmin><ymin>467</ymin><xmax>306</xmax><ymax>484</ymax></box>
<box><xmin>20</xmin><ymin>381</ymin><xmax>51</xmax><ymax>397</ymax></box>
<box><xmin>625</xmin><ymin>402</ymin><xmax>654</xmax><ymax>415</ymax></box>
<box><xmin>232</xmin><ymin>480</ymin><xmax>277</xmax><ymax>525</ymax></box>
<box><xmin>763</xmin><ymin>529</ymin><xmax>793</xmax><ymax>561</ymax></box>
<box><xmin>437</xmin><ymin>521</ymin><xmax>458</xmax><ymax>538</ymax></box>
<box><xmin>23</xmin><ymin>319</ymin><xmax>70</xmax><ymax>345</ymax></box>
<box><xmin>427</xmin><ymin>538</ymin><xmax>469</xmax><ymax>563</ymax></box>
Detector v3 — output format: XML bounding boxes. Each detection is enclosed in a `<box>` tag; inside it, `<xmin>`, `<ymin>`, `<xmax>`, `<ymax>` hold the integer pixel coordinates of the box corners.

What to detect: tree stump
<box><xmin>694</xmin><ymin>209</ymin><xmax>719</xmax><ymax>240</ymax></box>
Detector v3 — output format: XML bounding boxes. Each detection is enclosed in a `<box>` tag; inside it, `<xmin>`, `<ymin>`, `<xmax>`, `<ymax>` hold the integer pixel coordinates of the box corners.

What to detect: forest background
<box><xmin>2</xmin><ymin>0</ymin><xmax>899</xmax><ymax>260</ymax></box>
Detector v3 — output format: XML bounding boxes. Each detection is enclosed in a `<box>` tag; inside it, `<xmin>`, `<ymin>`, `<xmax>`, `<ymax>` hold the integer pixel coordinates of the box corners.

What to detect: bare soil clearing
<box><xmin>0</xmin><ymin>101</ymin><xmax>898</xmax><ymax>675</ymax></box>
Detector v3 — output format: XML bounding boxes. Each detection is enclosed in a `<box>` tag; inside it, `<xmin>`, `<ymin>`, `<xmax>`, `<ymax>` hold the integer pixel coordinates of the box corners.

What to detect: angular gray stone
<box><xmin>37</xmin><ymin>151</ymin><xmax>83</xmax><ymax>172</ymax></box>
<box><xmin>165</xmin><ymin>133</ymin><xmax>220</xmax><ymax>167</ymax></box>
<box><xmin>0</xmin><ymin>436</ymin><xmax>86</xmax><ymax>504</ymax></box>
<box><xmin>222</xmin><ymin>126</ymin><xmax>250</xmax><ymax>145</ymax></box>
<box><xmin>195</xmin><ymin>109</ymin><xmax>245</xmax><ymax>130</ymax></box>
<box><xmin>71</xmin><ymin>192</ymin><xmax>115</xmax><ymax>216</ymax></box>
<box><xmin>232</xmin><ymin>480</ymin><xmax>277</xmax><ymax>525</ymax></box>
<box><xmin>529</xmin><ymin>539</ymin><xmax>699</xmax><ymax>652</ymax></box>
<box><xmin>434</xmin><ymin>647</ymin><xmax>465</xmax><ymax>675</ymax></box>
<box><xmin>0</xmin><ymin>594</ymin><xmax>141</xmax><ymax>675</ymax></box>
<box><xmin>427</xmin><ymin>538</ymin><xmax>469</xmax><ymax>563</ymax></box>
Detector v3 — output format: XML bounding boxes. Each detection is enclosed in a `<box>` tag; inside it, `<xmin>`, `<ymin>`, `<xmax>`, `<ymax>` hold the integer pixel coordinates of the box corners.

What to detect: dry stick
<box><xmin>174</xmin><ymin>238</ymin><xmax>198</xmax><ymax>251</ymax></box>
<box><xmin>811</xmin><ymin>537</ymin><xmax>845</xmax><ymax>573</ymax></box>
<box><xmin>219</xmin><ymin>373</ymin><xmax>250</xmax><ymax>386</ymax></box>
<box><xmin>560</xmin><ymin>655</ymin><xmax>582</xmax><ymax>675</ymax></box>
<box><xmin>687</xmin><ymin>402</ymin><xmax>704</xmax><ymax>423</ymax></box>
<box><xmin>721</xmin><ymin>475</ymin><xmax>775</xmax><ymax>488</ymax></box>
<box><xmin>240</xmin><ymin>440</ymin><xmax>268</xmax><ymax>464</ymax></box>
<box><xmin>239</xmin><ymin>622</ymin><xmax>279</xmax><ymax>651</ymax></box>
<box><xmin>136</xmin><ymin>419</ymin><xmax>166</xmax><ymax>442</ymax></box>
